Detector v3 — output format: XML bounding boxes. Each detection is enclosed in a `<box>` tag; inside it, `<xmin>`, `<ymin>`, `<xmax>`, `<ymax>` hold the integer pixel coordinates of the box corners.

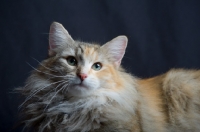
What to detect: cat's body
<box><xmin>17</xmin><ymin>22</ymin><xmax>200</xmax><ymax>132</ymax></box>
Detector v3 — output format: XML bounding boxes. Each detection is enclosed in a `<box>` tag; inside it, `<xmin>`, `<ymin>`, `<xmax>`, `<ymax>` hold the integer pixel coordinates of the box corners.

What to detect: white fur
<box><xmin>47</xmin><ymin>84</ymin><xmax>138</xmax><ymax>132</ymax></box>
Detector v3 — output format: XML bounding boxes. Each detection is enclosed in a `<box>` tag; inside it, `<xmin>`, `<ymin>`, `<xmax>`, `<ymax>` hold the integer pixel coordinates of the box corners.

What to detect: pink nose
<box><xmin>79</xmin><ymin>73</ymin><xmax>88</xmax><ymax>81</ymax></box>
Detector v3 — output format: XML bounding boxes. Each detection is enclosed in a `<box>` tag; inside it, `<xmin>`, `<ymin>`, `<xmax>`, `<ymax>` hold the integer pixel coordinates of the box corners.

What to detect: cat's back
<box><xmin>163</xmin><ymin>69</ymin><xmax>200</xmax><ymax>131</ymax></box>
<box><xmin>164</xmin><ymin>68</ymin><xmax>200</xmax><ymax>90</ymax></box>
<box><xmin>137</xmin><ymin>69</ymin><xmax>200</xmax><ymax>132</ymax></box>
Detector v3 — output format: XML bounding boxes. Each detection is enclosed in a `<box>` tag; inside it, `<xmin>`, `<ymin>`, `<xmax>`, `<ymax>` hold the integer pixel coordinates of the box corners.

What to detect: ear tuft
<box><xmin>49</xmin><ymin>22</ymin><xmax>74</xmax><ymax>56</ymax></box>
<box><xmin>101</xmin><ymin>36</ymin><xmax>128</xmax><ymax>67</ymax></box>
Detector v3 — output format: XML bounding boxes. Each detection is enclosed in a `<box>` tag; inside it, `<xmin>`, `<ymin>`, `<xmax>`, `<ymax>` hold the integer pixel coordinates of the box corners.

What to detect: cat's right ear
<box><xmin>101</xmin><ymin>36</ymin><xmax>128</xmax><ymax>68</ymax></box>
<box><xmin>49</xmin><ymin>22</ymin><xmax>74</xmax><ymax>56</ymax></box>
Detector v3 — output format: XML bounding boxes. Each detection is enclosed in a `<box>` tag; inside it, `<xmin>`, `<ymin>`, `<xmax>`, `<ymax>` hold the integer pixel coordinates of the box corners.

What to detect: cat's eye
<box><xmin>92</xmin><ymin>62</ymin><xmax>102</xmax><ymax>71</ymax></box>
<box><xmin>66</xmin><ymin>56</ymin><xmax>77</xmax><ymax>66</ymax></box>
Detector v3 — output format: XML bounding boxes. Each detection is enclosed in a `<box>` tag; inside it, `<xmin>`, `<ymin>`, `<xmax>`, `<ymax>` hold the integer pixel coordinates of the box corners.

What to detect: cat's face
<box><xmin>43</xmin><ymin>22</ymin><xmax>128</xmax><ymax>97</ymax></box>
<box><xmin>48</xmin><ymin>43</ymin><xmax>109</xmax><ymax>97</ymax></box>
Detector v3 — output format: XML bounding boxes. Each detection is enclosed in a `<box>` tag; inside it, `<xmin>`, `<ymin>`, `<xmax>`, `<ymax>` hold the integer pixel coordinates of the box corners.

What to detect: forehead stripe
<box><xmin>79</xmin><ymin>45</ymin><xmax>84</xmax><ymax>53</ymax></box>
<box><xmin>76</xmin><ymin>47</ymin><xmax>85</xmax><ymax>65</ymax></box>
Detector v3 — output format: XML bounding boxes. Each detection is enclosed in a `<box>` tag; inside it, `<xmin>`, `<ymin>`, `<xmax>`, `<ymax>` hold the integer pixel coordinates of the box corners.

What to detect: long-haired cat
<box><xmin>17</xmin><ymin>22</ymin><xmax>200</xmax><ymax>132</ymax></box>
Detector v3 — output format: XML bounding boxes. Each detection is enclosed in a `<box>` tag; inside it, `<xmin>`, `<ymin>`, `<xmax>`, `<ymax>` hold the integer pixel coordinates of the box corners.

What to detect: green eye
<box><xmin>66</xmin><ymin>56</ymin><xmax>77</xmax><ymax>66</ymax></box>
<box><xmin>92</xmin><ymin>62</ymin><xmax>102</xmax><ymax>71</ymax></box>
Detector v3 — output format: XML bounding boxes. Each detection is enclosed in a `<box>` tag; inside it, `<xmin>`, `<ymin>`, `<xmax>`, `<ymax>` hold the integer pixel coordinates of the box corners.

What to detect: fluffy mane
<box><xmin>19</xmin><ymin>67</ymin><xmax>138</xmax><ymax>132</ymax></box>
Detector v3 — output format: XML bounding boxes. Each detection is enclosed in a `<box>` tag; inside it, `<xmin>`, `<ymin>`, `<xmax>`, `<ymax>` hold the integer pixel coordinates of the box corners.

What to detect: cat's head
<box><xmin>41</xmin><ymin>22</ymin><xmax>128</xmax><ymax>97</ymax></box>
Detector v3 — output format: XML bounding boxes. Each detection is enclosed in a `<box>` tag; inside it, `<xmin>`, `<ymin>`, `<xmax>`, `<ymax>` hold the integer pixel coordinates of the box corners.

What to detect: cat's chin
<box><xmin>67</xmin><ymin>84</ymin><xmax>96</xmax><ymax>97</ymax></box>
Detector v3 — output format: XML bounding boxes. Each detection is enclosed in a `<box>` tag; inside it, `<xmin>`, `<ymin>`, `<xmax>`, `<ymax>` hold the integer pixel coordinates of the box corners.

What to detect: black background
<box><xmin>1</xmin><ymin>0</ymin><xmax>200</xmax><ymax>131</ymax></box>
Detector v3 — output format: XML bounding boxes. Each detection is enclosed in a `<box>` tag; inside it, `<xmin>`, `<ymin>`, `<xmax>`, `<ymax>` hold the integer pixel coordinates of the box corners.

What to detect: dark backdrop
<box><xmin>1</xmin><ymin>0</ymin><xmax>200</xmax><ymax>131</ymax></box>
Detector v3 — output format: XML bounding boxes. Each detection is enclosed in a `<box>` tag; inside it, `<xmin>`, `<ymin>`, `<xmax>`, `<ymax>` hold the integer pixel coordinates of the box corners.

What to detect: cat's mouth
<box><xmin>67</xmin><ymin>82</ymin><xmax>92</xmax><ymax>97</ymax></box>
<box><xmin>76</xmin><ymin>83</ymin><xmax>89</xmax><ymax>89</ymax></box>
<box><xmin>71</xmin><ymin>81</ymin><xmax>89</xmax><ymax>89</ymax></box>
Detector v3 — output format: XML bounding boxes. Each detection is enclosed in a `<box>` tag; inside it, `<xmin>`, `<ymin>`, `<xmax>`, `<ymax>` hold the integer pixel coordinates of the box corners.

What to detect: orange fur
<box><xmin>136</xmin><ymin>75</ymin><xmax>168</xmax><ymax>131</ymax></box>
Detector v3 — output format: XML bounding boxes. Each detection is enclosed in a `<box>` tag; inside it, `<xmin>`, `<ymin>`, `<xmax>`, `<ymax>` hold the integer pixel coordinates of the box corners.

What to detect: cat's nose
<box><xmin>78</xmin><ymin>73</ymin><xmax>88</xmax><ymax>81</ymax></box>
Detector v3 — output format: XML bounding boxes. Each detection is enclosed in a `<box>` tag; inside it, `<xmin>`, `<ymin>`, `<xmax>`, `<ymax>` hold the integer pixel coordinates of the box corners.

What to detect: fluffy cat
<box><xmin>17</xmin><ymin>22</ymin><xmax>200</xmax><ymax>132</ymax></box>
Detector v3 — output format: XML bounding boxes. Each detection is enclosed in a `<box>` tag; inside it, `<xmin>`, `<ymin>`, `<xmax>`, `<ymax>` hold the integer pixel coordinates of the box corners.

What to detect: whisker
<box><xmin>22</xmin><ymin>78</ymin><xmax>52</xmax><ymax>90</ymax></box>
<box><xmin>26</xmin><ymin>62</ymin><xmax>68</xmax><ymax>78</ymax></box>
<box><xmin>42</xmin><ymin>80</ymin><xmax>69</xmax><ymax>99</ymax></box>
<box><xmin>10</xmin><ymin>81</ymin><xmax>35</xmax><ymax>94</ymax></box>
<box><xmin>123</xmin><ymin>55</ymin><xmax>133</xmax><ymax>60</ymax></box>
<box><xmin>43</xmin><ymin>82</ymin><xmax>69</xmax><ymax>112</ymax></box>
<box><xmin>18</xmin><ymin>80</ymin><xmax>65</xmax><ymax>109</ymax></box>
<box><xmin>62</xmin><ymin>82</ymin><xmax>71</xmax><ymax>93</ymax></box>
<box><xmin>29</xmin><ymin>80</ymin><xmax>63</xmax><ymax>96</ymax></box>
<box><xmin>60</xmin><ymin>83</ymin><xmax>70</xmax><ymax>94</ymax></box>
<box><xmin>31</xmin><ymin>57</ymin><xmax>58</xmax><ymax>72</ymax></box>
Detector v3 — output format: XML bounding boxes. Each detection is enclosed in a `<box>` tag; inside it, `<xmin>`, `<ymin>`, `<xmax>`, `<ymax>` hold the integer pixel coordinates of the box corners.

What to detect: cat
<box><xmin>17</xmin><ymin>22</ymin><xmax>200</xmax><ymax>132</ymax></box>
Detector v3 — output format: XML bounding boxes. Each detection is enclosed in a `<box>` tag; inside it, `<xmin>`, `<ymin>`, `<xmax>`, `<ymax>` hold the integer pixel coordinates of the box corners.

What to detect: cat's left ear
<box><xmin>101</xmin><ymin>36</ymin><xmax>128</xmax><ymax>67</ymax></box>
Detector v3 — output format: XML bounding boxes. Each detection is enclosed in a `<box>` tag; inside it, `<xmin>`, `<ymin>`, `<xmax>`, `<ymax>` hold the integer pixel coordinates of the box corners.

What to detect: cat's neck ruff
<box><xmin>45</xmin><ymin>78</ymin><xmax>138</xmax><ymax>132</ymax></box>
<box><xmin>22</xmin><ymin>68</ymin><xmax>138</xmax><ymax>131</ymax></box>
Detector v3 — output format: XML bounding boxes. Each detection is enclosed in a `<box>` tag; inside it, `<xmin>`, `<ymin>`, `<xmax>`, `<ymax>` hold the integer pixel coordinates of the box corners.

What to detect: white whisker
<box><xmin>31</xmin><ymin>57</ymin><xmax>58</xmax><ymax>72</ymax></box>
<box><xmin>42</xmin><ymin>80</ymin><xmax>70</xmax><ymax>99</ymax></box>
<box><xmin>62</xmin><ymin>82</ymin><xmax>71</xmax><ymax>93</ymax></box>
<box><xmin>26</xmin><ymin>62</ymin><xmax>68</xmax><ymax>78</ymax></box>
<box><xmin>43</xmin><ymin>82</ymin><xmax>69</xmax><ymax>112</ymax></box>
<box><xmin>18</xmin><ymin>80</ymin><xmax>65</xmax><ymax>109</ymax></box>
